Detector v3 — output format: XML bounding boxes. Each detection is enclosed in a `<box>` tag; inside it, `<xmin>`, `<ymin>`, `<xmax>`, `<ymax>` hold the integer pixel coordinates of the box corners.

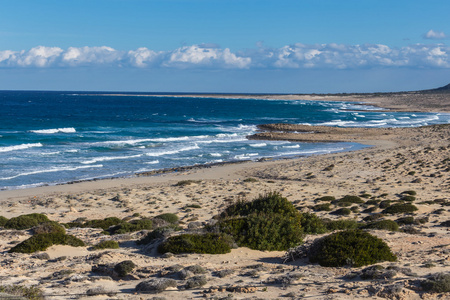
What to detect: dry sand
<box><xmin>0</xmin><ymin>92</ymin><xmax>449</xmax><ymax>299</ymax></box>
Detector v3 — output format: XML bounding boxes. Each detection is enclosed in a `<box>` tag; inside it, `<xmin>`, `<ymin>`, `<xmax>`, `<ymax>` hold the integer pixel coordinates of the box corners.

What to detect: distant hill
<box><xmin>429</xmin><ymin>83</ymin><xmax>450</xmax><ymax>92</ymax></box>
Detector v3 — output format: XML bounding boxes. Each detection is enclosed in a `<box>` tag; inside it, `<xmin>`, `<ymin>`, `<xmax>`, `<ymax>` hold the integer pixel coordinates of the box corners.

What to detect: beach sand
<box><xmin>0</xmin><ymin>91</ymin><xmax>449</xmax><ymax>299</ymax></box>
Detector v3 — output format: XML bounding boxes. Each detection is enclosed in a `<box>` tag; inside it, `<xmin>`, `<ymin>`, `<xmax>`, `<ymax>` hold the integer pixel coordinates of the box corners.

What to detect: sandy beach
<box><xmin>1</xmin><ymin>90</ymin><xmax>449</xmax><ymax>299</ymax></box>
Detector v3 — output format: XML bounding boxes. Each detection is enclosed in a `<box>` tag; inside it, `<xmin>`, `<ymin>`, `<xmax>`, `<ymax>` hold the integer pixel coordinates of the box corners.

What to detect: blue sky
<box><xmin>1</xmin><ymin>0</ymin><xmax>449</xmax><ymax>93</ymax></box>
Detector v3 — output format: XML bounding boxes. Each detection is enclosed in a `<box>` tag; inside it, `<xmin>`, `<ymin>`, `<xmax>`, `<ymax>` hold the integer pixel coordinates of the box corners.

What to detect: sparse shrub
<box><xmin>175</xmin><ymin>180</ymin><xmax>200</xmax><ymax>186</ymax></box>
<box><xmin>315</xmin><ymin>196</ymin><xmax>335</xmax><ymax>202</ymax></box>
<box><xmin>137</xmin><ymin>225</ymin><xmax>179</xmax><ymax>245</ymax></box>
<box><xmin>323</xmin><ymin>219</ymin><xmax>359</xmax><ymax>231</ymax></box>
<box><xmin>337</xmin><ymin>201</ymin><xmax>352</xmax><ymax>207</ymax></box>
<box><xmin>0</xmin><ymin>216</ymin><xmax>8</xmax><ymax>227</ymax></box>
<box><xmin>185</xmin><ymin>275</ymin><xmax>207</xmax><ymax>289</ymax></box>
<box><xmin>350</xmin><ymin>206</ymin><xmax>360</xmax><ymax>213</ymax></box>
<box><xmin>9</xmin><ymin>233</ymin><xmax>85</xmax><ymax>253</ymax></box>
<box><xmin>361</xmin><ymin>193</ymin><xmax>372</xmax><ymax>198</ymax></box>
<box><xmin>440</xmin><ymin>220</ymin><xmax>450</xmax><ymax>227</ymax></box>
<box><xmin>184</xmin><ymin>204</ymin><xmax>201</xmax><ymax>209</ymax></box>
<box><xmin>332</xmin><ymin>208</ymin><xmax>351</xmax><ymax>216</ymax></box>
<box><xmin>66</xmin><ymin>217</ymin><xmax>124</xmax><ymax>230</ymax></box>
<box><xmin>362</xmin><ymin>206</ymin><xmax>378</xmax><ymax>213</ymax></box>
<box><xmin>5</xmin><ymin>213</ymin><xmax>50</xmax><ymax>230</ymax></box>
<box><xmin>155</xmin><ymin>213</ymin><xmax>179</xmax><ymax>224</ymax></box>
<box><xmin>365</xmin><ymin>199</ymin><xmax>380</xmax><ymax>205</ymax></box>
<box><xmin>243</xmin><ymin>177</ymin><xmax>258</xmax><ymax>182</ymax></box>
<box><xmin>93</xmin><ymin>240</ymin><xmax>120</xmax><ymax>250</ymax></box>
<box><xmin>363</xmin><ymin>214</ymin><xmax>384</xmax><ymax>222</ymax></box>
<box><xmin>396</xmin><ymin>216</ymin><xmax>415</xmax><ymax>225</ymax></box>
<box><xmin>379</xmin><ymin>200</ymin><xmax>392</xmax><ymax>209</ymax></box>
<box><xmin>108</xmin><ymin>219</ymin><xmax>152</xmax><ymax>235</ymax></box>
<box><xmin>114</xmin><ymin>260</ymin><xmax>136</xmax><ymax>277</ymax></box>
<box><xmin>401</xmin><ymin>226</ymin><xmax>422</xmax><ymax>235</ymax></box>
<box><xmin>401</xmin><ymin>195</ymin><xmax>416</xmax><ymax>202</ymax></box>
<box><xmin>421</xmin><ymin>273</ymin><xmax>450</xmax><ymax>293</ymax></box>
<box><xmin>216</xmin><ymin>269</ymin><xmax>235</xmax><ymax>278</ymax></box>
<box><xmin>360</xmin><ymin>265</ymin><xmax>397</xmax><ymax>280</ymax></box>
<box><xmin>361</xmin><ymin>220</ymin><xmax>399</xmax><ymax>231</ymax></box>
<box><xmin>313</xmin><ymin>203</ymin><xmax>332</xmax><ymax>211</ymax></box>
<box><xmin>32</xmin><ymin>221</ymin><xmax>66</xmax><ymax>235</ymax></box>
<box><xmin>402</xmin><ymin>190</ymin><xmax>417</xmax><ymax>196</ymax></box>
<box><xmin>0</xmin><ymin>285</ymin><xmax>44</xmax><ymax>300</ymax></box>
<box><xmin>185</xmin><ymin>265</ymin><xmax>207</xmax><ymax>274</ymax></box>
<box><xmin>135</xmin><ymin>278</ymin><xmax>177</xmax><ymax>293</ymax></box>
<box><xmin>158</xmin><ymin>233</ymin><xmax>232</xmax><ymax>254</ymax></box>
<box><xmin>299</xmin><ymin>213</ymin><xmax>327</xmax><ymax>234</ymax></box>
<box><xmin>308</xmin><ymin>230</ymin><xmax>397</xmax><ymax>267</ymax></box>
<box><xmin>338</xmin><ymin>195</ymin><xmax>364</xmax><ymax>204</ymax></box>
<box><xmin>323</xmin><ymin>164</ymin><xmax>335</xmax><ymax>171</ymax></box>
<box><xmin>382</xmin><ymin>203</ymin><xmax>418</xmax><ymax>214</ymax></box>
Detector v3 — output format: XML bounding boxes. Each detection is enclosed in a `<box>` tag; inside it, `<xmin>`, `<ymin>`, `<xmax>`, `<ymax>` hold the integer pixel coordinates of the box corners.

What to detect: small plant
<box><xmin>338</xmin><ymin>195</ymin><xmax>364</xmax><ymax>204</ymax></box>
<box><xmin>0</xmin><ymin>285</ymin><xmax>44</xmax><ymax>300</ymax></box>
<box><xmin>0</xmin><ymin>216</ymin><xmax>8</xmax><ymax>227</ymax></box>
<box><xmin>332</xmin><ymin>208</ymin><xmax>351</xmax><ymax>216</ymax></box>
<box><xmin>155</xmin><ymin>213</ymin><xmax>179</xmax><ymax>224</ymax></box>
<box><xmin>308</xmin><ymin>230</ymin><xmax>397</xmax><ymax>267</ymax></box>
<box><xmin>323</xmin><ymin>219</ymin><xmax>359</xmax><ymax>231</ymax></box>
<box><xmin>185</xmin><ymin>275</ymin><xmax>208</xmax><ymax>289</ymax></box>
<box><xmin>379</xmin><ymin>200</ymin><xmax>392</xmax><ymax>209</ymax></box>
<box><xmin>402</xmin><ymin>190</ymin><xmax>417</xmax><ymax>196</ymax></box>
<box><xmin>440</xmin><ymin>220</ymin><xmax>450</xmax><ymax>227</ymax></box>
<box><xmin>175</xmin><ymin>180</ymin><xmax>200</xmax><ymax>186</ymax></box>
<box><xmin>299</xmin><ymin>213</ymin><xmax>327</xmax><ymax>234</ymax></box>
<box><xmin>323</xmin><ymin>164</ymin><xmax>335</xmax><ymax>171</ymax></box>
<box><xmin>395</xmin><ymin>216</ymin><xmax>415</xmax><ymax>225</ymax></box>
<box><xmin>363</xmin><ymin>213</ymin><xmax>384</xmax><ymax>222</ymax></box>
<box><xmin>9</xmin><ymin>233</ymin><xmax>85</xmax><ymax>253</ymax></box>
<box><xmin>360</xmin><ymin>220</ymin><xmax>399</xmax><ymax>231</ymax></box>
<box><xmin>5</xmin><ymin>213</ymin><xmax>50</xmax><ymax>230</ymax></box>
<box><xmin>401</xmin><ymin>195</ymin><xmax>416</xmax><ymax>202</ymax></box>
<box><xmin>382</xmin><ymin>203</ymin><xmax>418</xmax><ymax>214</ymax></box>
<box><xmin>32</xmin><ymin>221</ymin><xmax>66</xmax><ymax>235</ymax></box>
<box><xmin>243</xmin><ymin>177</ymin><xmax>258</xmax><ymax>182</ymax></box>
<box><xmin>65</xmin><ymin>217</ymin><xmax>124</xmax><ymax>230</ymax></box>
<box><xmin>365</xmin><ymin>199</ymin><xmax>380</xmax><ymax>205</ymax></box>
<box><xmin>421</xmin><ymin>273</ymin><xmax>450</xmax><ymax>293</ymax></box>
<box><xmin>313</xmin><ymin>203</ymin><xmax>332</xmax><ymax>211</ymax></box>
<box><xmin>158</xmin><ymin>233</ymin><xmax>233</xmax><ymax>254</ymax></box>
<box><xmin>114</xmin><ymin>260</ymin><xmax>136</xmax><ymax>277</ymax></box>
<box><xmin>108</xmin><ymin>219</ymin><xmax>153</xmax><ymax>235</ymax></box>
<box><xmin>184</xmin><ymin>204</ymin><xmax>201</xmax><ymax>209</ymax></box>
<box><xmin>93</xmin><ymin>240</ymin><xmax>120</xmax><ymax>250</ymax></box>
<box><xmin>137</xmin><ymin>225</ymin><xmax>179</xmax><ymax>245</ymax></box>
<box><xmin>315</xmin><ymin>196</ymin><xmax>336</xmax><ymax>202</ymax></box>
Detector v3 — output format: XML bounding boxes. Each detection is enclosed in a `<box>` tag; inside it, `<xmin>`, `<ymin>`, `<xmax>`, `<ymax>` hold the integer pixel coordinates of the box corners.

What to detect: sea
<box><xmin>1</xmin><ymin>90</ymin><xmax>449</xmax><ymax>191</ymax></box>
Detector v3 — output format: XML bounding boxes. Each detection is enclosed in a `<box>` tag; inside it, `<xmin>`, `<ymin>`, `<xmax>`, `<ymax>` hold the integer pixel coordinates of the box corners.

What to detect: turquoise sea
<box><xmin>1</xmin><ymin>91</ymin><xmax>449</xmax><ymax>190</ymax></box>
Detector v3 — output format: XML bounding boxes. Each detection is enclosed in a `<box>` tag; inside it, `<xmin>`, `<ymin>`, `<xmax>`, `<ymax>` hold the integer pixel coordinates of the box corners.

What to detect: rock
<box><xmin>86</xmin><ymin>286</ymin><xmax>116</xmax><ymax>296</ymax></box>
<box><xmin>136</xmin><ymin>278</ymin><xmax>177</xmax><ymax>293</ymax></box>
<box><xmin>226</xmin><ymin>285</ymin><xmax>257</xmax><ymax>293</ymax></box>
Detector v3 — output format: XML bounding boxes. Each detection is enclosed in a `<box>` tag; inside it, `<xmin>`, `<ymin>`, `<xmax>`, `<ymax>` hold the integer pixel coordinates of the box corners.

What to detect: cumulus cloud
<box><xmin>0</xmin><ymin>43</ymin><xmax>449</xmax><ymax>69</ymax></box>
<box><xmin>424</xmin><ymin>29</ymin><xmax>447</xmax><ymax>40</ymax></box>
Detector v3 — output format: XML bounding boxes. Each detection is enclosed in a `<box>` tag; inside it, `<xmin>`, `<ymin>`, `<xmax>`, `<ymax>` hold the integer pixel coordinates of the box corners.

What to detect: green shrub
<box><xmin>337</xmin><ymin>201</ymin><xmax>352</xmax><ymax>207</ymax></box>
<box><xmin>315</xmin><ymin>196</ymin><xmax>336</xmax><ymax>202</ymax></box>
<box><xmin>93</xmin><ymin>240</ymin><xmax>120</xmax><ymax>250</ymax></box>
<box><xmin>401</xmin><ymin>195</ymin><xmax>416</xmax><ymax>202</ymax></box>
<box><xmin>243</xmin><ymin>177</ymin><xmax>258</xmax><ymax>182</ymax></box>
<box><xmin>395</xmin><ymin>216</ymin><xmax>415</xmax><ymax>225</ymax></box>
<box><xmin>323</xmin><ymin>219</ymin><xmax>359</xmax><ymax>231</ymax></box>
<box><xmin>361</xmin><ymin>220</ymin><xmax>399</xmax><ymax>231</ymax></box>
<box><xmin>350</xmin><ymin>206</ymin><xmax>360</xmax><ymax>213</ymax></box>
<box><xmin>9</xmin><ymin>233</ymin><xmax>85</xmax><ymax>253</ymax></box>
<box><xmin>421</xmin><ymin>273</ymin><xmax>450</xmax><ymax>293</ymax></box>
<box><xmin>0</xmin><ymin>216</ymin><xmax>8</xmax><ymax>227</ymax></box>
<box><xmin>185</xmin><ymin>275</ymin><xmax>207</xmax><ymax>289</ymax></box>
<box><xmin>5</xmin><ymin>213</ymin><xmax>50</xmax><ymax>230</ymax></box>
<box><xmin>402</xmin><ymin>190</ymin><xmax>417</xmax><ymax>196</ymax></box>
<box><xmin>382</xmin><ymin>204</ymin><xmax>418</xmax><ymax>214</ymax></box>
<box><xmin>158</xmin><ymin>233</ymin><xmax>232</xmax><ymax>254</ymax></box>
<box><xmin>114</xmin><ymin>260</ymin><xmax>136</xmax><ymax>277</ymax></box>
<box><xmin>136</xmin><ymin>225</ymin><xmax>180</xmax><ymax>245</ymax></box>
<box><xmin>338</xmin><ymin>195</ymin><xmax>364</xmax><ymax>204</ymax></box>
<box><xmin>175</xmin><ymin>180</ymin><xmax>200</xmax><ymax>186</ymax></box>
<box><xmin>108</xmin><ymin>219</ymin><xmax>153</xmax><ymax>235</ymax></box>
<box><xmin>332</xmin><ymin>208</ymin><xmax>351</xmax><ymax>216</ymax></box>
<box><xmin>362</xmin><ymin>206</ymin><xmax>378</xmax><ymax>214</ymax></box>
<box><xmin>32</xmin><ymin>221</ymin><xmax>66</xmax><ymax>235</ymax></box>
<box><xmin>363</xmin><ymin>214</ymin><xmax>385</xmax><ymax>222</ymax></box>
<box><xmin>66</xmin><ymin>217</ymin><xmax>124</xmax><ymax>230</ymax></box>
<box><xmin>155</xmin><ymin>213</ymin><xmax>179</xmax><ymax>224</ymax></box>
<box><xmin>365</xmin><ymin>200</ymin><xmax>380</xmax><ymax>205</ymax></box>
<box><xmin>308</xmin><ymin>230</ymin><xmax>397</xmax><ymax>267</ymax></box>
<box><xmin>379</xmin><ymin>200</ymin><xmax>392</xmax><ymax>209</ymax></box>
<box><xmin>0</xmin><ymin>285</ymin><xmax>44</xmax><ymax>300</ymax></box>
<box><xmin>218</xmin><ymin>213</ymin><xmax>303</xmax><ymax>251</ymax></box>
<box><xmin>313</xmin><ymin>203</ymin><xmax>332</xmax><ymax>211</ymax></box>
<box><xmin>300</xmin><ymin>213</ymin><xmax>327</xmax><ymax>234</ymax></box>
<box><xmin>221</xmin><ymin>192</ymin><xmax>299</xmax><ymax>219</ymax></box>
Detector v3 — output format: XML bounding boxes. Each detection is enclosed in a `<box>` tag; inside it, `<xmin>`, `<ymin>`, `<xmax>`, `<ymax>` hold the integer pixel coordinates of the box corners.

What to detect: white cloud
<box><xmin>0</xmin><ymin>43</ymin><xmax>449</xmax><ymax>69</ymax></box>
<box><xmin>424</xmin><ymin>30</ymin><xmax>447</xmax><ymax>40</ymax></box>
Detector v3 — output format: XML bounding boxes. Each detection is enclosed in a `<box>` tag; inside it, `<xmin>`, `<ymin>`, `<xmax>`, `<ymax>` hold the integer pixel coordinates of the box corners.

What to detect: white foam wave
<box><xmin>282</xmin><ymin>144</ymin><xmax>301</xmax><ymax>149</ymax></box>
<box><xmin>30</xmin><ymin>127</ymin><xmax>76</xmax><ymax>134</ymax></box>
<box><xmin>145</xmin><ymin>144</ymin><xmax>200</xmax><ymax>157</ymax></box>
<box><xmin>41</xmin><ymin>151</ymin><xmax>61</xmax><ymax>156</ymax></box>
<box><xmin>250</xmin><ymin>143</ymin><xmax>267</xmax><ymax>148</ymax></box>
<box><xmin>0</xmin><ymin>143</ymin><xmax>43</xmax><ymax>153</ymax></box>
<box><xmin>81</xmin><ymin>154</ymin><xmax>142</xmax><ymax>164</ymax></box>
<box><xmin>145</xmin><ymin>160</ymin><xmax>160</xmax><ymax>164</ymax></box>
<box><xmin>0</xmin><ymin>164</ymin><xmax>103</xmax><ymax>180</ymax></box>
<box><xmin>210</xmin><ymin>153</ymin><xmax>222</xmax><ymax>157</ymax></box>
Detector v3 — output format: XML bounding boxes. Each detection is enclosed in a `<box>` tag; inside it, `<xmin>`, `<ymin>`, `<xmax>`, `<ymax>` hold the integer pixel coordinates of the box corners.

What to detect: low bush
<box><xmin>243</xmin><ymin>177</ymin><xmax>258</xmax><ymax>182</ymax></box>
<box><xmin>363</xmin><ymin>214</ymin><xmax>385</xmax><ymax>222</ymax></box>
<box><xmin>108</xmin><ymin>219</ymin><xmax>153</xmax><ymax>235</ymax></box>
<box><xmin>362</xmin><ymin>206</ymin><xmax>378</xmax><ymax>214</ymax></box>
<box><xmin>336</xmin><ymin>201</ymin><xmax>352</xmax><ymax>207</ymax></box>
<box><xmin>136</xmin><ymin>225</ymin><xmax>179</xmax><ymax>245</ymax></box>
<box><xmin>32</xmin><ymin>221</ymin><xmax>66</xmax><ymax>235</ymax></box>
<box><xmin>114</xmin><ymin>260</ymin><xmax>136</xmax><ymax>277</ymax></box>
<box><xmin>93</xmin><ymin>240</ymin><xmax>120</xmax><ymax>250</ymax></box>
<box><xmin>323</xmin><ymin>219</ymin><xmax>359</xmax><ymax>231</ymax></box>
<box><xmin>135</xmin><ymin>278</ymin><xmax>177</xmax><ymax>293</ymax></box>
<box><xmin>185</xmin><ymin>275</ymin><xmax>207</xmax><ymax>289</ymax></box>
<box><xmin>338</xmin><ymin>195</ymin><xmax>364</xmax><ymax>204</ymax></box>
<box><xmin>382</xmin><ymin>204</ymin><xmax>418</xmax><ymax>214</ymax></box>
<box><xmin>421</xmin><ymin>273</ymin><xmax>450</xmax><ymax>293</ymax></box>
<box><xmin>395</xmin><ymin>216</ymin><xmax>415</xmax><ymax>225</ymax></box>
<box><xmin>0</xmin><ymin>216</ymin><xmax>8</xmax><ymax>227</ymax></box>
<box><xmin>401</xmin><ymin>195</ymin><xmax>416</xmax><ymax>202</ymax></box>
<box><xmin>158</xmin><ymin>233</ymin><xmax>233</xmax><ymax>254</ymax></box>
<box><xmin>5</xmin><ymin>213</ymin><xmax>50</xmax><ymax>230</ymax></box>
<box><xmin>315</xmin><ymin>196</ymin><xmax>336</xmax><ymax>202</ymax></box>
<box><xmin>175</xmin><ymin>180</ymin><xmax>200</xmax><ymax>186</ymax></box>
<box><xmin>379</xmin><ymin>200</ymin><xmax>392</xmax><ymax>209</ymax></box>
<box><xmin>155</xmin><ymin>213</ymin><xmax>179</xmax><ymax>224</ymax></box>
<box><xmin>9</xmin><ymin>233</ymin><xmax>85</xmax><ymax>253</ymax></box>
<box><xmin>332</xmin><ymin>208</ymin><xmax>351</xmax><ymax>216</ymax></box>
<box><xmin>313</xmin><ymin>203</ymin><xmax>332</xmax><ymax>211</ymax></box>
<box><xmin>0</xmin><ymin>285</ymin><xmax>44</xmax><ymax>300</ymax></box>
<box><xmin>365</xmin><ymin>199</ymin><xmax>380</xmax><ymax>205</ymax></box>
<box><xmin>66</xmin><ymin>217</ymin><xmax>124</xmax><ymax>230</ymax></box>
<box><xmin>402</xmin><ymin>190</ymin><xmax>417</xmax><ymax>196</ymax></box>
<box><xmin>299</xmin><ymin>213</ymin><xmax>327</xmax><ymax>234</ymax></box>
<box><xmin>360</xmin><ymin>220</ymin><xmax>399</xmax><ymax>231</ymax></box>
<box><xmin>308</xmin><ymin>229</ymin><xmax>397</xmax><ymax>267</ymax></box>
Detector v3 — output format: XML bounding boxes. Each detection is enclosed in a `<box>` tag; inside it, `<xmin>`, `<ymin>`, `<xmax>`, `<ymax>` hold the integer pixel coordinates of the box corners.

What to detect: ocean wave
<box><xmin>30</xmin><ymin>127</ymin><xmax>76</xmax><ymax>134</ymax></box>
<box><xmin>0</xmin><ymin>164</ymin><xmax>103</xmax><ymax>180</ymax></box>
<box><xmin>250</xmin><ymin>143</ymin><xmax>267</xmax><ymax>148</ymax></box>
<box><xmin>0</xmin><ymin>143</ymin><xmax>43</xmax><ymax>153</ymax></box>
<box><xmin>144</xmin><ymin>160</ymin><xmax>160</xmax><ymax>164</ymax></box>
<box><xmin>282</xmin><ymin>144</ymin><xmax>301</xmax><ymax>149</ymax></box>
<box><xmin>145</xmin><ymin>144</ymin><xmax>200</xmax><ymax>157</ymax></box>
<box><xmin>81</xmin><ymin>154</ymin><xmax>143</xmax><ymax>164</ymax></box>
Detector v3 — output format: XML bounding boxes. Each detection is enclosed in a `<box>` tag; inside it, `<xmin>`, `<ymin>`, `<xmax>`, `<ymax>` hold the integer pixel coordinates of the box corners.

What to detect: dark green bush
<box><xmin>175</xmin><ymin>180</ymin><xmax>200</xmax><ymax>186</ymax></box>
<box><xmin>338</xmin><ymin>195</ymin><xmax>364</xmax><ymax>204</ymax></box>
<box><xmin>365</xmin><ymin>199</ymin><xmax>380</xmax><ymax>205</ymax></box>
<box><xmin>323</xmin><ymin>219</ymin><xmax>359</xmax><ymax>231</ymax></box>
<box><xmin>66</xmin><ymin>217</ymin><xmax>124</xmax><ymax>230</ymax></box>
<box><xmin>9</xmin><ymin>233</ymin><xmax>85</xmax><ymax>253</ymax></box>
<box><xmin>315</xmin><ymin>196</ymin><xmax>336</xmax><ymax>202</ymax></box>
<box><xmin>0</xmin><ymin>216</ymin><xmax>8</xmax><ymax>227</ymax></box>
<box><xmin>401</xmin><ymin>195</ymin><xmax>416</xmax><ymax>202</ymax></box>
<box><xmin>363</xmin><ymin>214</ymin><xmax>385</xmax><ymax>222</ymax></box>
<box><xmin>114</xmin><ymin>260</ymin><xmax>136</xmax><ymax>277</ymax></box>
<box><xmin>382</xmin><ymin>204</ymin><xmax>418</xmax><ymax>214</ymax></box>
<box><xmin>0</xmin><ymin>285</ymin><xmax>44</xmax><ymax>300</ymax></box>
<box><xmin>243</xmin><ymin>177</ymin><xmax>258</xmax><ymax>182</ymax></box>
<box><xmin>108</xmin><ymin>219</ymin><xmax>153</xmax><ymax>235</ymax></box>
<box><xmin>362</xmin><ymin>206</ymin><xmax>378</xmax><ymax>214</ymax></box>
<box><xmin>158</xmin><ymin>233</ymin><xmax>233</xmax><ymax>254</ymax></box>
<box><xmin>395</xmin><ymin>216</ymin><xmax>415</xmax><ymax>225</ymax></box>
<box><xmin>155</xmin><ymin>213</ymin><xmax>179</xmax><ymax>224</ymax></box>
<box><xmin>379</xmin><ymin>200</ymin><xmax>392</xmax><ymax>209</ymax></box>
<box><xmin>421</xmin><ymin>273</ymin><xmax>450</xmax><ymax>293</ymax></box>
<box><xmin>32</xmin><ymin>221</ymin><xmax>66</xmax><ymax>235</ymax></box>
<box><xmin>360</xmin><ymin>220</ymin><xmax>399</xmax><ymax>231</ymax></box>
<box><xmin>93</xmin><ymin>240</ymin><xmax>120</xmax><ymax>250</ymax></box>
<box><xmin>5</xmin><ymin>213</ymin><xmax>50</xmax><ymax>230</ymax></box>
<box><xmin>136</xmin><ymin>225</ymin><xmax>180</xmax><ymax>245</ymax></box>
<box><xmin>308</xmin><ymin>230</ymin><xmax>397</xmax><ymax>267</ymax></box>
<box><xmin>337</xmin><ymin>201</ymin><xmax>352</xmax><ymax>207</ymax></box>
<box><xmin>440</xmin><ymin>220</ymin><xmax>450</xmax><ymax>227</ymax></box>
<box><xmin>332</xmin><ymin>208</ymin><xmax>351</xmax><ymax>216</ymax></box>
<box><xmin>402</xmin><ymin>190</ymin><xmax>417</xmax><ymax>196</ymax></box>
<box><xmin>313</xmin><ymin>203</ymin><xmax>332</xmax><ymax>211</ymax></box>
<box><xmin>300</xmin><ymin>213</ymin><xmax>327</xmax><ymax>234</ymax></box>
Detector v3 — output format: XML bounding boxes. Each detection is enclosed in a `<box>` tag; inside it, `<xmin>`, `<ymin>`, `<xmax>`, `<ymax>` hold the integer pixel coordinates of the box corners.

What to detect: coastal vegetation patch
<box><xmin>5</xmin><ymin>213</ymin><xmax>50</xmax><ymax>230</ymax></box>
<box><xmin>9</xmin><ymin>233</ymin><xmax>85</xmax><ymax>253</ymax></box>
<box><xmin>158</xmin><ymin>233</ymin><xmax>233</xmax><ymax>254</ymax></box>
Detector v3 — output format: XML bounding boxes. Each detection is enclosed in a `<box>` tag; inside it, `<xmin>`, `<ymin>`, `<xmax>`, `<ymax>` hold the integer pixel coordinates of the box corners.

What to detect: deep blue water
<box><xmin>1</xmin><ymin>91</ymin><xmax>449</xmax><ymax>190</ymax></box>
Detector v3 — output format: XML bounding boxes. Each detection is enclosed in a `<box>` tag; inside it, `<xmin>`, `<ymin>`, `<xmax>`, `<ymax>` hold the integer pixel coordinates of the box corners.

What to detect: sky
<box><xmin>1</xmin><ymin>0</ymin><xmax>449</xmax><ymax>93</ymax></box>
